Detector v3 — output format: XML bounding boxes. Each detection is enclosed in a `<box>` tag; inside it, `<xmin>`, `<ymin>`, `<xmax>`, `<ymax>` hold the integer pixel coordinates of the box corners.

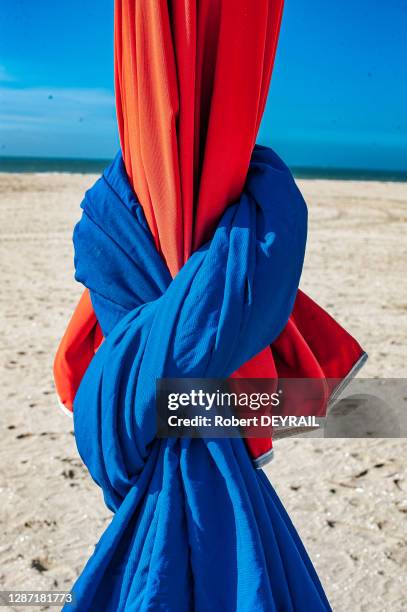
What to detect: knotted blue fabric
<box><xmin>66</xmin><ymin>145</ymin><xmax>331</xmax><ymax>611</ymax></box>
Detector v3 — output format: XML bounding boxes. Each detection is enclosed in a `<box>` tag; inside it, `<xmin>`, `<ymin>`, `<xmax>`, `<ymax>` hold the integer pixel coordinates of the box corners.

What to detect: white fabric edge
<box><xmin>253</xmin><ymin>448</ymin><xmax>274</xmax><ymax>469</ymax></box>
<box><xmin>327</xmin><ymin>351</ymin><xmax>369</xmax><ymax>408</ymax></box>
<box><xmin>56</xmin><ymin>395</ymin><xmax>73</xmax><ymax>418</ymax></box>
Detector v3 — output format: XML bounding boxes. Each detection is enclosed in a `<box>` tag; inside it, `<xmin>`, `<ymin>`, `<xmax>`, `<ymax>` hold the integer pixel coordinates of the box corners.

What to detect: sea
<box><xmin>0</xmin><ymin>156</ymin><xmax>406</xmax><ymax>182</ymax></box>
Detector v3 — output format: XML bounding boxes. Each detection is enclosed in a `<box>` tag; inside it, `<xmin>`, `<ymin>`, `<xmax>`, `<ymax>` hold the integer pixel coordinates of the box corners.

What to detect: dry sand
<box><xmin>0</xmin><ymin>172</ymin><xmax>406</xmax><ymax>611</ymax></box>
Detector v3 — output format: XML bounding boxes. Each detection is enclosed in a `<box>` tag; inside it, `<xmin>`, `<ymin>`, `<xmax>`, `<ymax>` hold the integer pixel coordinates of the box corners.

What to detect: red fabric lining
<box><xmin>54</xmin><ymin>0</ymin><xmax>364</xmax><ymax>462</ymax></box>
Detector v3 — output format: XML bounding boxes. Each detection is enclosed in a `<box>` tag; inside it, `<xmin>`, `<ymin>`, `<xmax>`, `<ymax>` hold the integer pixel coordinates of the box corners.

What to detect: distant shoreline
<box><xmin>1</xmin><ymin>156</ymin><xmax>406</xmax><ymax>182</ymax></box>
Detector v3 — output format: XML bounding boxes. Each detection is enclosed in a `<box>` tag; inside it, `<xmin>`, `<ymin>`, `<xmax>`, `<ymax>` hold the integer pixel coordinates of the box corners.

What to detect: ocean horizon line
<box><xmin>0</xmin><ymin>155</ymin><xmax>406</xmax><ymax>182</ymax></box>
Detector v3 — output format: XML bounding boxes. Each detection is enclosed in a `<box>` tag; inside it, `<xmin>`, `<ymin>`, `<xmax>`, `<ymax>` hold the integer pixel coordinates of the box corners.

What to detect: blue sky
<box><xmin>1</xmin><ymin>0</ymin><xmax>406</xmax><ymax>170</ymax></box>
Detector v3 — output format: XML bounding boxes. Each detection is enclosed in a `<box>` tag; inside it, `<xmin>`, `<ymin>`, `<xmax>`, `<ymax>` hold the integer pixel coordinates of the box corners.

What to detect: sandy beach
<box><xmin>0</xmin><ymin>172</ymin><xmax>406</xmax><ymax>611</ymax></box>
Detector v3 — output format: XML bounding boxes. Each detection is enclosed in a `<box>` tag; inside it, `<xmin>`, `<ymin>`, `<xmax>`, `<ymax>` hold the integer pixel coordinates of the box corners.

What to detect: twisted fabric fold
<box><xmin>65</xmin><ymin>145</ymin><xmax>331</xmax><ymax>610</ymax></box>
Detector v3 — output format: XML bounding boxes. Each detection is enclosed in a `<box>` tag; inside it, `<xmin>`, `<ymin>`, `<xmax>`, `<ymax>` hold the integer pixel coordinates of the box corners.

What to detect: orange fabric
<box><xmin>115</xmin><ymin>0</ymin><xmax>284</xmax><ymax>274</ymax></box>
<box><xmin>53</xmin><ymin>289</ymin><xmax>102</xmax><ymax>411</ymax></box>
<box><xmin>55</xmin><ymin>0</ymin><xmax>285</xmax><ymax>455</ymax></box>
<box><xmin>54</xmin><ymin>0</ymin><xmax>364</xmax><ymax>463</ymax></box>
<box><xmin>114</xmin><ymin>0</ymin><xmax>284</xmax><ymax>424</ymax></box>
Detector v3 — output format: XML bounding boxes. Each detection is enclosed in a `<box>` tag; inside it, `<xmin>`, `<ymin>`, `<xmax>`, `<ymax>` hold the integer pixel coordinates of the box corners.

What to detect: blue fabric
<box><xmin>66</xmin><ymin>145</ymin><xmax>331</xmax><ymax>611</ymax></box>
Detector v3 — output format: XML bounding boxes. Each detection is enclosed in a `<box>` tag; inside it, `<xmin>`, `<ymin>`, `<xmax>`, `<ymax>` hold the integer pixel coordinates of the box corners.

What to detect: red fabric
<box><xmin>115</xmin><ymin>0</ymin><xmax>283</xmax><ymax>273</ymax></box>
<box><xmin>53</xmin><ymin>290</ymin><xmax>101</xmax><ymax>412</ymax></box>
<box><xmin>54</xmin><ymin>0</ymin><xmax>364</xmax><ymax>462</ymax></box>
